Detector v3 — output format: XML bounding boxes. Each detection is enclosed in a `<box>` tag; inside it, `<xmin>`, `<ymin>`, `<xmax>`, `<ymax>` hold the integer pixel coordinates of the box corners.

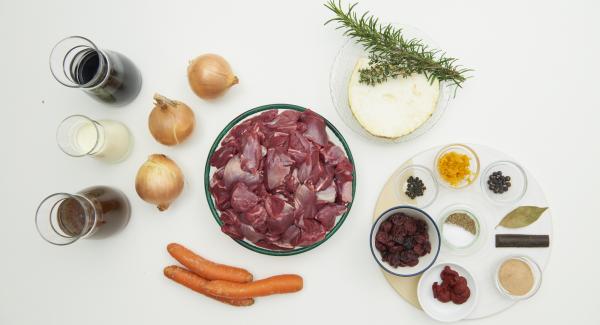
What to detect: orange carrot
<box><xmin>164</xmin><ymin>265</ymin><xmax>254</xmax><ymax>307</ymax></box>
<box><xmin>167</xmin><ymin>243</ymin><xmax>253</xmax><ymax>283</ymax></box>
<box><xmin>203</xmin><ymin>274</ymin><xmax>303</xmax><ymax>299</ymax></box>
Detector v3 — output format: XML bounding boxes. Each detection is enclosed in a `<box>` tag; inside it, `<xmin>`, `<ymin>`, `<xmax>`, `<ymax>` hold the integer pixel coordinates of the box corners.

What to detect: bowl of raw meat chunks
<box><xmin>205</xmin><ymin>104</ymin><xmax>356</xmax><ymax>255</ymax></box>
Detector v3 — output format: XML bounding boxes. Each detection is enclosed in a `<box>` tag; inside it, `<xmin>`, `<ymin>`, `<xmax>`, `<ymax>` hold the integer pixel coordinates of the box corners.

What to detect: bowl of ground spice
<box><xmin>495</xmin><ymin>256</ymin><xmax>542</xmax><ymax>300</ymax></box>
<box><xmin>439</xmin><ymin>205</ymin><xmax>485</xmax><ymax>254</ymax></box>
<box><xmin>435</xmin><ymin>144</ymin><xmax>480</xmax><ymax>189</ymax></box>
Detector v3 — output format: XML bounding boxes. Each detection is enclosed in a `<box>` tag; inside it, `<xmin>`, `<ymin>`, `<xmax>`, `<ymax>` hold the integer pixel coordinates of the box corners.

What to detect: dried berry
<box><xmin>488</xmin><ymin>171</ymin><xmax>512</xmax><ymax>194</ymax></box>
<box><xmin>375</xmin><ymin>213</ymin><xmax>431</xmax><ymax>268</ymax></box>
<box><xmin>405</xmin><ymin>176</ymin><xmax>427</xmax><ymax>199</ymax></box>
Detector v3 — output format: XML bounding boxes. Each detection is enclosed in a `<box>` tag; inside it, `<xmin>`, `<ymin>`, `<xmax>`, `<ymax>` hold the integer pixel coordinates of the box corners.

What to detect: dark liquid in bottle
<box><xmin>57</xmin><ymin>186</ymin><xmax>130</xmax><ymax>239</ymax></box>
<box><xmin>75</xmin><ymin>50</ymin><xmax>100</xmax><ymax>84</ymax></box>
<box><xmin>70</xmin><ymin>49</ymin><xmax>142</xmax><ymax>106</ymax></box>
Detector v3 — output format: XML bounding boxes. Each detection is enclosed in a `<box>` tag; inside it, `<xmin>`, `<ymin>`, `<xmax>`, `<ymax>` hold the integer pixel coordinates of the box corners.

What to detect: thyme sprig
<box><xmin>325</xmin><ymin>0</ymin><xmax>471</xmax><ymax>89</ymax></box>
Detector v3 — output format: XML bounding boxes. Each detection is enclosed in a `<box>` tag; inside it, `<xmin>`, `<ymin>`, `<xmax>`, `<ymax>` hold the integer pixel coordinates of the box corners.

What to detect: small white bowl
<box><xmin>370</xmin><ymin>206</ymin><xmax>441</xmax><ymax>277</ymax></box>
<box><xmin>395</xmin><ymin>165</ymin><xmax>439</xmax><ymax>208</ymax></box>
<box><xmin>481</xmin><ymin>160</ymin><xmax>528</xmax><ymax>204</ymax></box>
<box><xmin>495</xmin><ymin>256</ymin><xmax>542</xmax><ymax>300</ymax></box>
<box><xmin>418</xmin><ymin>262</ymin><xmax>479</xmax><ymax>322</ymax></box>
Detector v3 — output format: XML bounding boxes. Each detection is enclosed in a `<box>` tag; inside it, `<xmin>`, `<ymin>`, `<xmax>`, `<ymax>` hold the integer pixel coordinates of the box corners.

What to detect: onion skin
<box><xmin>149</xmin><ymin>93</ymin><xmax>195</xmax><ymax>146</ymax></box>
<box><xmin>135</xmin><ymin>154</ymin><xmax>184</xmax><ymax>211</ymax></box>
<box><xmin>187</xmin><ymin>54</ymin><xmax>238</xmax><ymax>100</ymax></box>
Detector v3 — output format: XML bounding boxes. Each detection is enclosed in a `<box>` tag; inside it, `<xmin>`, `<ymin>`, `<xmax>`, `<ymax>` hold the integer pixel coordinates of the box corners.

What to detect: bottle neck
<box><xmin>34</xmin><ymin>192</ymin><xmax>98</xmax><ymax>245</ymax></box>
<box><xmin>68</xmin><ymin>48</ymin><xmax>109</xmax><ymax>89</ymax></box>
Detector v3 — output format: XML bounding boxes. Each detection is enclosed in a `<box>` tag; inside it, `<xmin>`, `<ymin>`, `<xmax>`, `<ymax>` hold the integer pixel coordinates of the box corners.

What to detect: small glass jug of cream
<box><xmin>56</xmin><ymin>115</ymin><xmax>133</xmax><ymax>163</ymax></box>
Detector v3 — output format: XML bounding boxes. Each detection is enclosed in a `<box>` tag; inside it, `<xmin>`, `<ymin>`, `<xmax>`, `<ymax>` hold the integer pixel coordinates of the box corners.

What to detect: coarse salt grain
<box><xmin>443</xmin><ymin>223</ymin><xmax>475</xmax><ymax>248</ymax></box>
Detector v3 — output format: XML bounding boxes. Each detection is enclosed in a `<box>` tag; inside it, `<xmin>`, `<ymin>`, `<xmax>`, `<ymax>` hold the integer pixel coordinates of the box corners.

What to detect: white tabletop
<box><xmin>1</xmin><ymin>0</ymin><xmax>599</xmax><ymax>324</ymax></box>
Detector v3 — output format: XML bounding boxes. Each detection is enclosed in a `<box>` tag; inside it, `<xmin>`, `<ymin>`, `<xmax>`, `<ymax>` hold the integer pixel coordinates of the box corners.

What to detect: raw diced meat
<box><xmin>231</xmin><ymin>182</ymin><xmax>259</xmax><ymax>213</ymax></box>
<box><xmin>288</xmin><ymin>148</ymin><xmax>307</xmax><ymax>165</ymax></box>
<box><xmin>275</xmin><ymin>225</ymin><xmax>301</xmax><ymax>248</ymax></box>
<box><xmin>265</xmin><ymin>148</ymin><xmax>294</xmax><ymax>190</ymax></box>
<box><xmin>321</xmin><ymin>144</ymin><xmax>346</xmax><ymax>166</ymax></box>
<box><xmin>220</xmin><ymin>209</ymin><xmax>243</xmax><ymax>240</ymax></box>
<box><xmin>240</xmin><ymin>224</ymin><xmax>264</xmax><ymax>243</ymax></box>
<box><xmin>266</xmin><ymin>110</ymin><xmax>300</xmax><ymax>132</ymax></box>
<box><xmin>297</xmin><ymin>219</ymin><xmax>326</xmax><ymax>246</ymax></box>
<box><xmin>289</xmin><ymin>131</ymin><xmax>311</xmax><ymax>153</ymax></box>
<box><xmin>241</xmin><ymin>204</ymin><xmax>268</xmax><ymax>233</ymax></box>
<box><xmin>316</xmin><ymin>184</ymin><xmax>337</xmax><ymax>204</ymax></box>
<box><xmin>240</xmin><ymin>125</ymin><xmax>261</xmax><ymax>173</ymax></box>
<box><xmin>315</xmin><ymin>204</ymin><xmax>347</xmax><ymax>230</ymax></box>
<box><xmin>301</xmin><ymin>110</ymin><xmax>328</xmax><ymax>147</ymax></box>
<box><xmin>293</xmin><ymin>184</ymin><xmax>317</xmax><ymax>223</ymax></box>
<box><xmin>265</xmin><ymin>195</ymin><xmax>295</xmax><ymax>235</ymax></box>
<box><xmin>314</xmin><ymin>165</ymin><xmax>335</xmax><ymax>192</ymax></box>
<box><xmin>265</xmin><ymin>131</ymin><xmax>289</xmax><ymax>149</ymax></box>
<box><xmin>223</xmin><ymin>155</ymin><xmax>261</xmax><ymax>189</ymax></box>
<box><xmin>209</xmin><ymin>109</ymin><xmax>354</xmax><ymax>250</ymax></box>
<box><xmin>210</xmin><ymin>144</ymin><xmax>237</xmax><ymax>168</ymax></box>
<box><xmin>335</xmin><ymin>158</ymin><xmax>354</xmax><ymax>203</ymax></box>
<box><xmin>210</xmin><ymin>171</ymin><xmax>230</xmax><ymax>211</ymax></box>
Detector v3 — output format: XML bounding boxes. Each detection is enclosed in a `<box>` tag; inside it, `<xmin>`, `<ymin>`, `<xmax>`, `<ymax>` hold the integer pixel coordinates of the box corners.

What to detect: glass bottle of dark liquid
<box><xmin>49</xmin><ymin>36</ymin><xmax>142</xmax><ymax>106</ymax></box>
<box><xmin>35</xmin><ymin>186</ymin><xmax>131</xmax><ymax>245</ymax></box>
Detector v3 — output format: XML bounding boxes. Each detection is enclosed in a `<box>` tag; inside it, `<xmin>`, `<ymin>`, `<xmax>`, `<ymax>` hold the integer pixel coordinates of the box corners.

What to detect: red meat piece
<box><xmin>210</xmin><ymin>170</ymin><xmax>230</xmax><ymax>211</ymax></box>
<box><xmin>275</xmin><ymin>225</ymin><xmax>301</xmax><ymax>249</ymax></box>
<box><xmin>264</xmin><ymin>195</ymin><xmax>295</xmax><ymax>235</ymax></box>
<box><xmin>230</xmin><ymin>182</ymin><xmax>259</xmax><ymax>213</ymax></box>
<box><xmin>300</xmin><ymin>109</ymin><xmax>328</xmax><ymax>147</ymax></box>
<box><xmin>293</xmin><ymin>184</ymin><xmax>317</xmax><ymax>223</ymax></box>
<box><xmin>265</xmin><ymin>131</ymin><xmax>289</xmax><ymax>149</ymax></box>
<box><xmin>265</xmin><ymin>148</ymin><xmax>294</xmax><ymax>190</ymax></box>
<box><xmin>335</xmin><ymin>158</ymin><xmax>353</xmax><ymax>203</ymax></box>
<box><xmin>240</xmin><ymin>126</ymin><xmax>262</xmax><ymax>173</ymax></box>
<box><xmin>210</xmin><ymin>144</ymin><xmax>237</xmax><ymax>168</ymax></box>
<box><xmin>314</xmin><ymin>204</ymin><xmax>347</xmax><ymax>230</ymax></box>
<box><xmin>266</xmin><ymin>110</ymin><xmax>300</xmax><ymax>133</ymax></box>
<box><xmin>240</xmin><ymin>203</ymin><xmax>267</xmax><ymax>233</ymax></box>
<box><xmin>239</xmin><ymin>223</ymin><xmax>265</xmax><ymax>243</ymax></box>
<box><xmin>297</xmin><ymin>219</ymin><xmax>326</xmax><ymax>246</ymax></box>
<box><xmin>321</xmin><ymin>144</ymin><xmax>346</xmax><ymax>166</ymax></box>
<box><xmin>316</xmin><ymin>183</ymin><xmax>337</xmax><ymax>204</ymax></box>
<box><xmin>223</xmin><ymin>155</ymin><xmax>261</xmax><ymax>189</ymax></box>
<box><xmin>220</xmin><ymin>209</ymin><xmax>243</xmax><ymax>240</ymax></box>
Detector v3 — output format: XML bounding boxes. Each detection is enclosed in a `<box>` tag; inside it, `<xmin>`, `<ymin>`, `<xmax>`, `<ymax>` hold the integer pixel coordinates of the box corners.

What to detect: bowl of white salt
<box><xmin>438</xmin><ymin>204</ymin><xmax>485</xmax><ymax>255</ymax></box>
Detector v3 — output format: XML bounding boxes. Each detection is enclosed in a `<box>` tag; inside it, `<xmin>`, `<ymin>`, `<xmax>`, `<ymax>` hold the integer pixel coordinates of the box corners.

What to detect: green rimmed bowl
<box><xmin>204</xmin><ymin>104</ymin><xmax>356</xmax><ymax>256</ymax></box>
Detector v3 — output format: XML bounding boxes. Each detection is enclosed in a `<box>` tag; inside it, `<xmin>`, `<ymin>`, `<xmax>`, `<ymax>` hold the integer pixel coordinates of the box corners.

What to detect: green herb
<box><xmin>496</xmin><ymin>206</ymin><xmax>548</xmax><ymax>229</ymax></box>
<box><xmin>324</xmin><ymin>0</ymin><xmax>471</xmax><ymax>90</ymax></box>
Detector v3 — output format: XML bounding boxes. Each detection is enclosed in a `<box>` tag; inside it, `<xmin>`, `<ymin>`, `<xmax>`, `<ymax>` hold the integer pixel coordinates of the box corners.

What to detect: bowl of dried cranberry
<box><xmin>370</xmin><ymin>206</ymin><xmax>441</xmax><ymax>276</ymax></box>
<box><xmin>205</xmin><ymin>104</ymin><xmax>356</xmax><ymax>256</ymax></box>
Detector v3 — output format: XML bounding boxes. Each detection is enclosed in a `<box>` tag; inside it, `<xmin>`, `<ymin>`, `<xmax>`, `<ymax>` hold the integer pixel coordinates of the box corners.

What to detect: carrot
<box><xmin>203</xmin><ymin>274</ymin><xmax>303</xmax><ymax>299</ymax></box>
<box><xmin>164</xmin><ymin>265</ymin><xmax>255</xmax><ymax>307</ymax></box>
<box><xmin>167</xmin><ymin>243</ymin><xmax>253</xmax><ymax>283</ymax></box>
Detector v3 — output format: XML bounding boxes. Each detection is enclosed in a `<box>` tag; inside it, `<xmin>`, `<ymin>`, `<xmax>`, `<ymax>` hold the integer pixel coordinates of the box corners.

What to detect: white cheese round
<box><xmin>348</xmin><ymin>57</ymin><xmax>440</xmax><ymax>139</ymax></box>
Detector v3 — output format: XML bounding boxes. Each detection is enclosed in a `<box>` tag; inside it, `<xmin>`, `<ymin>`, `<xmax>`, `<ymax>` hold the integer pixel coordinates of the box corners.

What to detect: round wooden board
<box><xmin>372</xmin><ymin>144</ymin><xmax>553</xmax><ymax>319</ymax></box>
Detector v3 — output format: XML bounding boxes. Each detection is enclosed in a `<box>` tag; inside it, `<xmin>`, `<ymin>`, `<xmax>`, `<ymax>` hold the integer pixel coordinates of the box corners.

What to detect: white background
<box><xmin>1</xmin><ymin>0</ymin><xmax>598</xmax><ymax>324</ymax></box>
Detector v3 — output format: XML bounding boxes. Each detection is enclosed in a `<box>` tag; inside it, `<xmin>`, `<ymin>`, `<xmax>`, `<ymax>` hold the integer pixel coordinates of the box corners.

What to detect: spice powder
<box><xmin>446</xmin><ymin>212</ymin><xmax>476</xmax><ymax>235</ymax></box>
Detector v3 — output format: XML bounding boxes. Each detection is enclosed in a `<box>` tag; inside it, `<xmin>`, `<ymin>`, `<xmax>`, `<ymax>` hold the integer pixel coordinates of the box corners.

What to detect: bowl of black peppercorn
<box><xmin>480</xmin><ymin>161</ymin><xmax>528</xmax><ymax>204</ymax></box>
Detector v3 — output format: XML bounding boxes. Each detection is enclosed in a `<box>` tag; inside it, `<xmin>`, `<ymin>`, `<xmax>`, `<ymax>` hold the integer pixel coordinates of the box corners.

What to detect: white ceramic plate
<box><xmin>418</xmin><ymin>262</ymin><xmax>478</xmax><ymax>322</ymax></box>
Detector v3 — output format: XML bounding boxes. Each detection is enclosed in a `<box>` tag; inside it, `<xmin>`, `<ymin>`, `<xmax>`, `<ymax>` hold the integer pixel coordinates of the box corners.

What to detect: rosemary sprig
<box><xmin>325</xmin><ymin>0</ymin><xmax>471</xmax><ymax>89</ymax></box>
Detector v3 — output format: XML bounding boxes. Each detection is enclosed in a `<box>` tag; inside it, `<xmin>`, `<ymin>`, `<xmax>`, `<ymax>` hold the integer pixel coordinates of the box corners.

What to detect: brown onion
<box><xmin>135</xmin><ymin>154</ymin><xmax>184</xmax><ymax>211</ymax></box>
<box><xmin>149</xmin><ymin>93</ymin><xmax>195</xmax><ymax>146</ymax></box>
<box><xmin>187</xmin><ymin>54</ymin><xmax>238</xmax><ymax>99</ymax></box>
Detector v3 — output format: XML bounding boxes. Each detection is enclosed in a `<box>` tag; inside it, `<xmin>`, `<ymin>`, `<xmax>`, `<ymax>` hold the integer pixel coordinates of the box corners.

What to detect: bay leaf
<box><xmin>496</xmin><ymin>206</ymin><xmax>548</xmax><ymax>229</ymax></box>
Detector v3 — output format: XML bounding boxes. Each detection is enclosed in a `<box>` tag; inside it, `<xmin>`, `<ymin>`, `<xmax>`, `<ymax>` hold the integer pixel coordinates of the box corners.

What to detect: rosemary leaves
<box><xmin>325</xmin><ymin>1</ymin><xmax>471</xmax><ymax>89</ymax></box>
